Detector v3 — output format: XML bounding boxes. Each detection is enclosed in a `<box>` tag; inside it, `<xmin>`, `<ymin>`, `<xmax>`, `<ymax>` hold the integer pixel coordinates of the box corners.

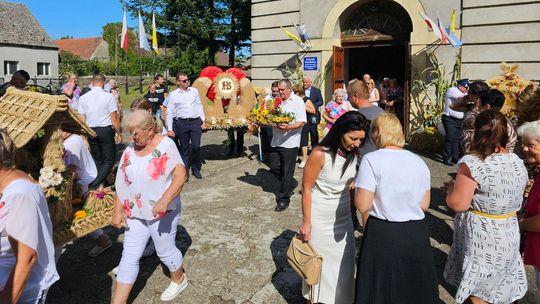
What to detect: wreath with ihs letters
<box><xmin>192</xmin><ymin>66</ymin><xmax>256</xmax><ymax>129</ymax></box>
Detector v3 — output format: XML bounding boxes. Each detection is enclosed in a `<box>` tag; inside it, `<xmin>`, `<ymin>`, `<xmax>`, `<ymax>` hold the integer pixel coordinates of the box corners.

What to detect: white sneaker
<box><xmin>160</xmin><ymin>274</ymin><xmax>188</xmax><ymax>301</ymax></box>
<box><xmin>111</xmin><ymin>265</ymin><xmax>119</xmax><ymax>276</ymax></box>
<box><xmin>298</xmin><ymin>161</ymin><xmax>306</xmax><ymax>169</ymax></box>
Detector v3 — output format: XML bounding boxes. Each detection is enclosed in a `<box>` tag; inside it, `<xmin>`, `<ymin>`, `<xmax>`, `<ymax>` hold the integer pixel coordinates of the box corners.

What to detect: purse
<box><xmin>287</xmin><ymin>235</ymin><xmax>323</xmax><ymax>303</ymax></box>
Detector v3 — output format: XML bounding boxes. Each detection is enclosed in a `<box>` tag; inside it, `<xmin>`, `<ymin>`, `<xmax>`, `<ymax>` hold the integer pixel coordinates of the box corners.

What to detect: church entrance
<box><xmin>332</xmin><ymin>0</ymin><xmax>413</xmax><ymax>135</ymax></box>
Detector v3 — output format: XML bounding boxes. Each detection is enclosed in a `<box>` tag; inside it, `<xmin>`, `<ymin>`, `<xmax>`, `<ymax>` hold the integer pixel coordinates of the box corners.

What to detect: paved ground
<box><xmin>47</xmin><ymin>130</ymin><xmax>540</xmax><ymax>303</ymax></box>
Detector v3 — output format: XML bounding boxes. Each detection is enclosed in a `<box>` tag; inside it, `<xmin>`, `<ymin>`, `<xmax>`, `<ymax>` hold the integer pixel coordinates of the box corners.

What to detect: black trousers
<box><xmin>442</xmin><ymin>115</ymin><xmax>462</xmax><ymax>161</ymax></box>
<box><xmin>173</xmin><ymin>117</ymin><xmax>202</xmax><ymax>173</ymax></box>
<box><xmin>260</xmin><ymin>126</ymin><xmax>273</xmax><ymax>153</ymax></box>
<box><xmin>227</xmin><ymin>128</ymin><xmax>245</xmax><ymax>154</ymax></box>
<box><xmin>88</xmin><ymin>126</ymin><xmax>116</xmax><ymax>188</ymax></box>
<box><xmin>267</xmin><ymin>146</ymin><xmax>298</xmax><ymax>204</ymax></box>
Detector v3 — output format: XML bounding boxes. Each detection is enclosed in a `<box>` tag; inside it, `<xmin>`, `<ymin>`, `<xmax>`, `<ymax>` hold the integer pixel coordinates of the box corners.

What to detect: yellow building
<box><xmin>251</xmin><ymin>0</ymin><xmax>540</xmax><ymax>133</ymax></box>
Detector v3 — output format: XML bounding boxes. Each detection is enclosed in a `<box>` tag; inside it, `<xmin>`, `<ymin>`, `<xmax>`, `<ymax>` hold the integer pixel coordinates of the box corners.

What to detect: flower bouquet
<box><xmin>205</xmin><ymin>115</ymin><xmax>249</xmax><ymax>130</ymax></box>
<box><xmin>246</xmin><ymin>96</ymin><xmax>294</xmax><ymax>126</ymax></box>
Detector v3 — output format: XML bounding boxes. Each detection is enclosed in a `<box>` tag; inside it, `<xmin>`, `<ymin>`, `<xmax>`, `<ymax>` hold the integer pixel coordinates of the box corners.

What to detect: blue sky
<box><xmin>10</xmin><ymin>0</ymin><xmax>139</xmax><ymax>39</ymax></box>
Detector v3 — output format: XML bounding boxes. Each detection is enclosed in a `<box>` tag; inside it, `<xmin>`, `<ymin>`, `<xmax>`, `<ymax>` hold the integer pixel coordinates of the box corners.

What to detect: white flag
<box><xmin>121</xmin><ymin>10</ymin><xmax>128</xmax><ymax>52</ymax></box>
<box><xmin>138</xmin><ymin>11</ymin><xmax>151</xmax><ymax>51</ymax></box>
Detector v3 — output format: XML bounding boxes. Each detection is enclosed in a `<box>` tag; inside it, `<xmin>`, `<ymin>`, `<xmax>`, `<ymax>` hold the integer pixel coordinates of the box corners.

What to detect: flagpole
<box><xmin>139</xmin><ymin>45</ymin><xmax>143</xmax><ymax>94</ymax></box>
<box><xmin>124</xmin><ymin>49</ymin><xmax>128</xmax><ymax>95</ymax></box>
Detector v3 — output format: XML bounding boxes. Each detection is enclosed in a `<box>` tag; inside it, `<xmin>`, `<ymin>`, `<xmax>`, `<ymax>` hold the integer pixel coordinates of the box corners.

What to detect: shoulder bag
<box><xmin>287</xmin><ymin>235</ymin><xmax>323</xmax><ymax>303</ymax></box>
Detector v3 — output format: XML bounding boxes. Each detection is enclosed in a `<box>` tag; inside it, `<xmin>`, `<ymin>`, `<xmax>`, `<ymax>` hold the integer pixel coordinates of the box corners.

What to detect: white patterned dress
<box><xmin>444</xmin><ymin>153</ymin><xmax>528</xmax><ymax>304</ymax></box>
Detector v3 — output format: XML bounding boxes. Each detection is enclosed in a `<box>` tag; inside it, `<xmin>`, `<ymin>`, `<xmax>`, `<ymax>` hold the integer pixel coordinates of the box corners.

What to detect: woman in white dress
<box><xmin>299</xmin><ymin>111</ymin><xmax>370</xmax><ymax>304</ymax></box>
<box><xmin>0</xmin><ymin>129</ymin><xmax>59</xmax><ymax>303</ymax></box>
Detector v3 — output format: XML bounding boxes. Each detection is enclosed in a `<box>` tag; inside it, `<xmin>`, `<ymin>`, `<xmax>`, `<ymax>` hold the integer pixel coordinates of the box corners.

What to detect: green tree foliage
<box><xmin>121</xmin><ymin>0</ymin><xmax>251</xmax><ymax>75</ymax></box>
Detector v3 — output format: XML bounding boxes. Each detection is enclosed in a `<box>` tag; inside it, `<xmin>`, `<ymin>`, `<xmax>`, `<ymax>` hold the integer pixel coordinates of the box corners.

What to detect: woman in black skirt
<box><xmin>354</xmin><ymin>113</ymin><xmax>438</xmax><ymax>303</ymax></box>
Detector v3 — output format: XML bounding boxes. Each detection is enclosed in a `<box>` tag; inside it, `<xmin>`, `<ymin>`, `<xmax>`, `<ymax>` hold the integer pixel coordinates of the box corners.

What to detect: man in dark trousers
<box><xmin>77</xmin><ymin>74</ymin><xmax>122</xmax><ymax>188</ymax></box>
<box><xmin>303</xmin><ymin>76</ymin><xmax>323</xmax><ymax>147</ymax></box>
<box><xmin>166</xmin><ymin>72</ymin><xmax>207</xmax><ymax>179</ymax></box>
<box><xmin>442</xmin><ymin>79</ymin><xmax>469</xmax><ymax>166</ymax></box>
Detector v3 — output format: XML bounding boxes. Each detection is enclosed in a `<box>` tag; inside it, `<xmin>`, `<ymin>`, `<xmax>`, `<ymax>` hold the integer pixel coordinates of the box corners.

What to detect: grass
<box><xmin>119</xmin><ymin>86</ymin><xmax>146</xmax><ymax>109</ymax></box>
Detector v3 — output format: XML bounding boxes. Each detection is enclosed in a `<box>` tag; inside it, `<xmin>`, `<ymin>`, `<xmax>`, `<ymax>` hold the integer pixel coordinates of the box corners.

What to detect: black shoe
<box><xmin>274</xmin><ymin>201</ymin><xmax>289</xmax><ymax>212</ymax></box>
<box><xmin>442</xmin><ymin>158</ymin><xmax>454</xmax><ymax>166</ymax></box>
<box><xmin>192</xmin><ymin>170</ymin><xmax>202</xmax><ymax>179</ymax></box>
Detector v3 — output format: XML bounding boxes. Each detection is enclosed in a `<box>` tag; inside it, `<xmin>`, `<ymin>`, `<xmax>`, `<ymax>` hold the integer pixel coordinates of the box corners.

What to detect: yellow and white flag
<box><xmin>152</xmin><ymin>12</ymin><xmax>159</xmax><ymax>54</ymax></box>
<box><xmin>450</xmin><ymin>9</ymin><xmax>456</xmax><ymax>33</ymax></box>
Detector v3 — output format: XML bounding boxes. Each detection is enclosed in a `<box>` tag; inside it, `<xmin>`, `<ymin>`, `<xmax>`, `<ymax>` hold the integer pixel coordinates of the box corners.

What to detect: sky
<box><xmin>10</xmin><ymin>0</ymin><xmax>139</xmax><ymax>40</ymax></box>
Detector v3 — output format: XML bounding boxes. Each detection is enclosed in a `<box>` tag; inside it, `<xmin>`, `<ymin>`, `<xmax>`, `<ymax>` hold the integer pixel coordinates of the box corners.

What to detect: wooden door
<box><xmin>332</xmin><ymin>46</ymin><xmax>344</xmax><ymax>91</ymax></box>
<box><xmin>403</xmin><ymin>41</ymin><xmax>411</xmax><ymax>139</ymax></box>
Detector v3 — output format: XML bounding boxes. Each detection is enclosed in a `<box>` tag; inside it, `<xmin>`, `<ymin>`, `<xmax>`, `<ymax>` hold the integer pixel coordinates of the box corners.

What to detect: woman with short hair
<box><xmin>444</xmin><ymin>110</ymin><xmax>528</xmax><ymax>303</ymax></box>
<box><xmin>354</xmin><ymin>113</ymin><xmax>438</xmax><ymax>303</ymax></box>
<box><xmin>112</xmin><ymin>110</ymin><xmax>187</xmax><ymax>303</ymax></box>
<box><xmin>299</xmin><ymin>111</ymin><xmax>370</xmax><ymax>304</ymax></box>
<box><xmin>0</xmin><ymin>129</ymin><xmax>59</xmax><ymax>303</ymax></box>
<box><xmin>322</xmin><ymin>88</ymin><xmax>351</xmax><ymax>136</ymax></box>
<box><xmin>518</xmin><ymin>119</ymin><xmax>540</xmax><ymax>292</ymax></box>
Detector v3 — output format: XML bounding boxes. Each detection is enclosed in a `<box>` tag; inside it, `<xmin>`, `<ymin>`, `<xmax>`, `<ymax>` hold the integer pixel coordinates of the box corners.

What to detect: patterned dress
<box><xmin>444</xmin><ymin>153</ymin><xmax>529</xmax><ymax>304</ymax></box>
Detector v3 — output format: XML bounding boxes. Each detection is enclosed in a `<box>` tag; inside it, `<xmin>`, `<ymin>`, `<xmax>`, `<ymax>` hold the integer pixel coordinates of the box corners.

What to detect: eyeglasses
<box><xmin>179</xmin><ymin>79</ymin><xmax>190</xmax><ymax>83</ymax></box>
<box><xmin>130</xmin><ymin>128</ymin><xmax>150</xmax><ymax>139</ymax></box>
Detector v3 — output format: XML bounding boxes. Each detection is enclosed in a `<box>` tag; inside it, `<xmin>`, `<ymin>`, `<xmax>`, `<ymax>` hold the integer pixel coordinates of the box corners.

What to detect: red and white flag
<box><xmin>121</xmin><ymin>10</ymin><xmax>128</xmax><ymax>52</ymax></box>
<box><xmin>436</xmin><ymin>11</ymin><xmax>448</xmax><ymax>44</ymax></box>
<box><xmin>419</xmin><ymin>12</ymin><xmax>442</xmax><ymax>41</ymax></box>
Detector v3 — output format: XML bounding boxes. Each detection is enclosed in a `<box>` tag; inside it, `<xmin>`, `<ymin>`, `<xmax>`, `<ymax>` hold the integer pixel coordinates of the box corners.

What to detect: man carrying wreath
<box><xmin>267</xmin><ymin>79</ymin><xmax>307</xmax><ymax>211</ymax></box>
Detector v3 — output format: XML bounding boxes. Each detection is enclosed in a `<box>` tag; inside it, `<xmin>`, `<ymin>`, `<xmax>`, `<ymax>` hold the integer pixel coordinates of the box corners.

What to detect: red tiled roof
<box><xmin>54</xmin><ymin>37</ymin><xmax>103</xmax><ymax>59</ymax></box>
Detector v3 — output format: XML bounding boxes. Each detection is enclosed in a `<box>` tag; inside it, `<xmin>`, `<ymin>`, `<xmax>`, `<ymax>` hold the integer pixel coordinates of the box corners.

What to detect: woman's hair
<box><xmin>468</xmin><ymin>81</ymin><xmax>489</xmax><ymax>96</ymax></box>
<box><xmin>130</xmin><ymin>97</ymin><xmax>152</xmax><ymax>111</ymax></box>
<box><xmin>480</xmin><ymin>89</ymin><xmax>505</xmax><ymax>110</ymax></box>
<box><xmin>319</xmin><ymin>111</ymin><xmax>370</xmax><ymax>177</ymax></box>
<box><xmin>469</xmin><ymin>109</ymin><xmax>508</xmax><ymax>160</ymax></box>
<box><xmin>372</xmin><ymin>113</ymin><xmax>405</xmax><ymax>148</ymax></box>
<box><xmin>0</xmin><ymin>129</ymin><xmax>16</xmax><ymax>169</ymax></box>
<box><xmin>292</xmin><ymin>84</ymin><xmax>304</xmax><ymax>97</ymax></box>
<box><xmin>332</xmin><ymin>88</ymin><xmax>345</xmax><ymax>101</ymax></box>
<box><xmin>517</xmin><ymin>119</ymin><xmax>540</xmax><ymax>143</ymax></box>
<box><xmin>517</xmin><ymin>84</ymin><xmax>540</xmax><ymax>126</ymax></box>
<box><xmin>125</xmin><ymin>110</ymin><xmax>158</xmax><ymax>134</ymax></box>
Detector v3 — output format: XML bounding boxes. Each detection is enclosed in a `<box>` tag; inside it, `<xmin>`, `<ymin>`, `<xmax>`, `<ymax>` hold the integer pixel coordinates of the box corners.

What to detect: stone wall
<box><xmin>461</xmin><ymin>0</ymin><xmax>540</xmax><ymax>80</ymax></box>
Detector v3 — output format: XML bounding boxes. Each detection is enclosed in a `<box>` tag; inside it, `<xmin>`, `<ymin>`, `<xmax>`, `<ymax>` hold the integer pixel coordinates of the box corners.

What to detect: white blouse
<box><xmin>355</xmin><ymin>149</ymin><xmax>430</xmax><ymax>222</ymax></box>
<box><xmin>115</xmin><ymin>136</ymin><xmax>184</xmax><ymax>220</ymax></box>
<box><xmin>0</xmin><ymin>179</ymin><xmax>59</xmax><ymax>300</ymax></box>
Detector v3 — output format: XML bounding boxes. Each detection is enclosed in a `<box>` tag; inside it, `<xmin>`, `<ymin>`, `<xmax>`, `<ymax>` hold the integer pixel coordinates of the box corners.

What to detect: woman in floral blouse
<box><xmin>112</xmin><ymin>110</ymin><xmax>187</xmax><ymax>303</ymax></box>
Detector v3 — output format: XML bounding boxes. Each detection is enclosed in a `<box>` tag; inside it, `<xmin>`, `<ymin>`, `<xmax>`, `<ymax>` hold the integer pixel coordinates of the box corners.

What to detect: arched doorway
<box><xmin>332</xmin><ymin>0</ymin><xmax>413</xmax><ymax>131</ymax></box>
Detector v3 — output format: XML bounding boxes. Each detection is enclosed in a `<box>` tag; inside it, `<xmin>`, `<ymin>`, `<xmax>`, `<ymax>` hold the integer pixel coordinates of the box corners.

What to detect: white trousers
<box><xmin>116</xmin><ymin>204</ymin><xmax>183</xmax><ymax>284</ymax></box>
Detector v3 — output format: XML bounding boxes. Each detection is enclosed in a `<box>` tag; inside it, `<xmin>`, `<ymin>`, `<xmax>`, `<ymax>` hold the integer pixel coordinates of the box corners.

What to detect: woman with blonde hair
<box><xmin>322</xmin><ymin>88</ymin><xmax>351</xmax><ymax>136</ymax></box>
<box><xmin>112</xmin><ymin>110</ymin><xmax>188</xmax><ymax>303</ymax></box>
<box><xmin>354</xmin><ymin>113</ymin><xmax>437</xmax><ymax>303</ymax></box>
<box><xmin>363</xmin><ymin>73</ymin><xmax>380</xmax><ymax>107</ymax></box>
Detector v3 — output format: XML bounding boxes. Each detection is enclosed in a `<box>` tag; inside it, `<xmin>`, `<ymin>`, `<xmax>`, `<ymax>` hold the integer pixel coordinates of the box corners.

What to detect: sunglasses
<box><xmin>178</xmin><ymin>79</ymin><xmax>190</xmax><ymax>83</ymax></box>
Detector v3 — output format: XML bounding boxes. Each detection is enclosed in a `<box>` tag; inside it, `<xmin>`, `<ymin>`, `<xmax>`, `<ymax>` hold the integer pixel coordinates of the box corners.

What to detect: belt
<box><xmin>469</xmin><ymin>209</ymin><xmax>517</xmax><ymax>219</ymax></box>
<box><xmin>174</xmin><ymin>117</ymin><xmax>199</xmax><ymax>121</ymax></box>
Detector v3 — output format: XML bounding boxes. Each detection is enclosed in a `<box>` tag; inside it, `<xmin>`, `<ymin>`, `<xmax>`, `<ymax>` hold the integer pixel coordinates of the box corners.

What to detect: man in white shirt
<box><xmin>166</xmin><ymin>72</ymin><xmax>207</xmax><ymax>179</ymax></box>
<box><xmin>267</xmin><ymin>79</ymin><xmax>307</xmax><ymax>211</ymax></box>
<box><xmin>442</xmin><ymin>78</ymin><xmax>469</xmax><ymax>166</ymax></box>
<box><xmin>77</xmin><ymin>74</ymin><xmax>122</xmax><ymax>188</ymax></box>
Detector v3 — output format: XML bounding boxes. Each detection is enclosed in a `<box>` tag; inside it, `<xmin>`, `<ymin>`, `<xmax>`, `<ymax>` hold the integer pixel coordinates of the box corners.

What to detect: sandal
<box><xmin>88</xmin><ymin>241</ymin><xmax>112</xmax><ymax>257</ymax></box>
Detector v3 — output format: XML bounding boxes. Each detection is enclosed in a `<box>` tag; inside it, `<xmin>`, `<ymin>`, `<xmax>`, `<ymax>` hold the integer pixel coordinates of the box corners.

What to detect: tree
<box><xmin>59</xmin><ymin>35</ymin><xmax>74</xmax><ymax>39</ymax></box>
<box><xmin>121</xmin><ymin>0</ymin><xmax>251</xmax><ymax>73</ymax></box>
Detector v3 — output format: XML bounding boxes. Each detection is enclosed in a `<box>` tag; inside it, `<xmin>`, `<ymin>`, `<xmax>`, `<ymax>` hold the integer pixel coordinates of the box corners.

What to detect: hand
<box><xmin>152</xmin><ymin>199</ymin><xmax>169</xmax><ymax>218</ymax></box>
<box><xmin>277</xmin><ymin>123</ymin><xmax>289</xmax><ymax>130</ymax></box>
<box><xmin>299</xmin><ymin>221</ymin><xmax>311</xmax><ymax>241</ymax></box>
<box><xmin>112</xmin><ymin>209</ymin><xmax>127</xmax><ymax>229</ymax></box>
<box><xmin>201</xmin><ymin>121</ymin><xmax>207</xmax><ymax>130</ymax></box>
<box><xmin>348</xmin><ymin>180</ymin><xmax>355</xmax><ymax>191</ymax></box>
<box><xmin>167</xmin><ymin>130</ymin><xmax>175</xmax><ymax>137</ymax></box>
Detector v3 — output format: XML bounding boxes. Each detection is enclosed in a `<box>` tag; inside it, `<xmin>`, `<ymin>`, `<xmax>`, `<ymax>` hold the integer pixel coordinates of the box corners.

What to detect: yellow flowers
<box><xmin>424</xmin><ymin>127</ymin><xmax>437</xmax><ymax>135</ymax></box>
<box><xmin>74</xmin><ymin>210</ymin><xmax>87</xmax><ymax>220</ymax></box>
<box><xmin>247</xmin><ymin>108</ymin><xmax>294</xmax><ymax>125</ymax></box>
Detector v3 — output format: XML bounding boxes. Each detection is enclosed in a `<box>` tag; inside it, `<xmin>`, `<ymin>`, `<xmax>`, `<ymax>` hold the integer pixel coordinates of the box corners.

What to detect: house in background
<box><xmin>0</xmin><ymin>1</ymin><xmax>59</xmax><ymax>86</ymax></box>
<box><xmin>54</xmin><ymin>37</ymin><xmax>109</xmax><ymax>61</ymax></box>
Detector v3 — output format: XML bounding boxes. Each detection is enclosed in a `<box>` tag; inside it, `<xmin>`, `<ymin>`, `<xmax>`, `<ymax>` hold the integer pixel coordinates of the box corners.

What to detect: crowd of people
<box><xmin>0</xmin><ymin>68</ymin><xmax>539</xmax><ymax>304</ymax></box>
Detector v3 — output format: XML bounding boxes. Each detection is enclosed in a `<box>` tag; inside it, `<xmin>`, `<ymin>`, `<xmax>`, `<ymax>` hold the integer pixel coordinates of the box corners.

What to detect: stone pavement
<box><xmin>47</xmin><ymin>130</ymin><xmax>540</xmax><ymax>303</ymax></box>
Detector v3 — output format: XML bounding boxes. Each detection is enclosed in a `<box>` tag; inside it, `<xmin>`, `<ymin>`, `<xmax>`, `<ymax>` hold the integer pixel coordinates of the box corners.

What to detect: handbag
<box><xmin>287</xmin><ymin>235</ymin><xmax>323</xmax><ymax>303</ymax></box>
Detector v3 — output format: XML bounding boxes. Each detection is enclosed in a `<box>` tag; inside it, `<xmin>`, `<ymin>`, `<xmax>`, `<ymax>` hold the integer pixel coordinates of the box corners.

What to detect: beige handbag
<box><xmin>287</xmin><ymin>235</ymin><xmax>323</xmax><ymax>302</ymax></box>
